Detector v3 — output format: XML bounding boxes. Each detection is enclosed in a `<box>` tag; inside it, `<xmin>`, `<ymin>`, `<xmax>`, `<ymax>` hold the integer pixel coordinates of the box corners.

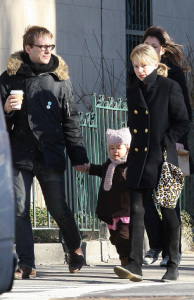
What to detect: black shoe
<box><xmin>69</xmin><ymin>247</ymin><xmax>84</xmax><ymax>273</ymax></box>
<box><xmin>14</xmin><ymin>266</ymin><xmax>32</xmax><ymax>280</ymax></box>
<box><xmin>161</xmin><ymin>267</ymin><xmax>179</xmax><ymax>282</ymax></box>
<box><xmin>114</xmin><ymin>262</ymin><xmax>143</xmax><ymax>282</ymax></box>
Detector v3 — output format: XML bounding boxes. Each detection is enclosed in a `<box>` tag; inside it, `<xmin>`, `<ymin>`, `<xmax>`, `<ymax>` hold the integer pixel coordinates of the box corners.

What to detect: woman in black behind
<box><xmin>141</xmin><ymin>26</ymin><xmax>194</xmax><ymax>267</ymax></box>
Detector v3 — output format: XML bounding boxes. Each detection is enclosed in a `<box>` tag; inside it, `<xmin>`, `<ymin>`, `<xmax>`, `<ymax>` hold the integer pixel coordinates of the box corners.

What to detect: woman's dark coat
<box><xmin>127</xmin><ymin>63</ymin><xmax>194</xmax><ymax>175</ymax></box>
<box><xmin>126</xmin><ymin>69</ymin><xmax>190</xmax><ymax>188</ymax></box>
<box><xmin>167</xmin><ymin>64</ymin><xmax>192</xmax><ymax>122</ymax></box>
<box><xmin>0</xmin><ymin>52</ymin><xmax>88</xmax><ymax>170</ymax></box>
<box><xmin>89</xmin><ymin>159</ymin><xmax>130</xmax><ymax>225</ymax></box>
<box><xmin>167</xmin><ymin>63</ymin><xmax>194</xmax><ymax>174</ymax></box>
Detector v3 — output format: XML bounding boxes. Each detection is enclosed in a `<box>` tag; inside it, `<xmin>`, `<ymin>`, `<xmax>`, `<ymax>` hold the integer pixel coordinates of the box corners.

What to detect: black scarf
<box><xmin>19</xmin><ymin>52</ymin><xmax>59</xmax><ymax>76</ymax></box>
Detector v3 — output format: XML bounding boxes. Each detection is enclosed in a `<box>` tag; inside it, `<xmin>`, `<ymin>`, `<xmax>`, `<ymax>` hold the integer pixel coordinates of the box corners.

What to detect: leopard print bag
<box><xmin>152</xmin><ymin>150</ymin><xmax>184</xmax><ymax>209</ymax></box>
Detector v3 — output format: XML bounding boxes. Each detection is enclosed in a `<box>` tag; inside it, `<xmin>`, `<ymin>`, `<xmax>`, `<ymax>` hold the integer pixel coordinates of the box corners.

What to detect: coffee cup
<box><xmin>10</xmin><ymin>90</ymin><xmax>24</xmax><ymax>109</ymax></box>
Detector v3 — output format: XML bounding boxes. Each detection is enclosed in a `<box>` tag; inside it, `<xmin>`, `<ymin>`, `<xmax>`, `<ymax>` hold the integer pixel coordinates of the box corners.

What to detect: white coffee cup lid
<box><xmin>10</xmin><ymin>90</ymin><xmax>24</xmax><ymax>94</ymax></box>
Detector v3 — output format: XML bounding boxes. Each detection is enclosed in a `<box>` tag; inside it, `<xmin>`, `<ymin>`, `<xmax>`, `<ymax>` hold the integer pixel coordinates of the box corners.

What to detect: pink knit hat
<box><xmin>106</xmin><ymin>128</ymin><xmax>131</xmax><ymax>149</ymax></box>
<box><xmin>103</xmin><ymin>128</ymin><xmax>131</xmax><ymax>191</ymax></box>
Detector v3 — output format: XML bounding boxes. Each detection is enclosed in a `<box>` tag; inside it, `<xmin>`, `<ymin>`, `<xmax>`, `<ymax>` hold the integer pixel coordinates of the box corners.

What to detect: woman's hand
<box><xmin>176</xmin><ymin>143</ymin><xmax>184</xmax><ymax>151</ymax></box>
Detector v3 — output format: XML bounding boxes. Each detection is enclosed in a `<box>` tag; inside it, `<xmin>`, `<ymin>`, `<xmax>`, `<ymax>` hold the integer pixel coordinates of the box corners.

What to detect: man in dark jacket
<box><xmin>0</xmin><ymin>25</ymin><xmax>89</xmax><ymax>279</ymax></box>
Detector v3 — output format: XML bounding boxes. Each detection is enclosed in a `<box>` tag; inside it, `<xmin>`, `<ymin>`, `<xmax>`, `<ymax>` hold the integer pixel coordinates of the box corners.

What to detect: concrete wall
<box><xmin>152</xmin><ymin>0</ymin><xmax>194</xmax><ymax>52</ymax></box>
<box><xmin>0</xmin><ymin>0</ymin><xmax>126</xmax><ymax>111</ymax></box>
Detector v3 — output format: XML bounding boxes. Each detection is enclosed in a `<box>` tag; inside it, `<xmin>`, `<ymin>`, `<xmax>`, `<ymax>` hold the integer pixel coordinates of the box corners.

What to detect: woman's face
<box><xmin>133</xmin><ymin>60</ymin><xmax>158</xmax><ymax>81</ymax></box>
<box><xmin>144</xmin><ymin>36</ymin><xmax>165</xmax><ymax>60</ymax></box>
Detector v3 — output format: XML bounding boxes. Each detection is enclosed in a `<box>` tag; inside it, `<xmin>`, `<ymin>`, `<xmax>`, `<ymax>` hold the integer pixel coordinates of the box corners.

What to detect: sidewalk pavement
<box><xmin>1</xmin><ymin>252</ymin><xmax>194</xmax><ymax>300</ymax></box>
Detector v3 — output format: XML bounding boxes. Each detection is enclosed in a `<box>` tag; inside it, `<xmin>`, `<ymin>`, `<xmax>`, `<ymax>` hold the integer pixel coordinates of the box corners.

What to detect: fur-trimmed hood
<box><xmin>6</xmin><ymin>51</ymin><xmax>70</xmax><ymax>81</ymax></box>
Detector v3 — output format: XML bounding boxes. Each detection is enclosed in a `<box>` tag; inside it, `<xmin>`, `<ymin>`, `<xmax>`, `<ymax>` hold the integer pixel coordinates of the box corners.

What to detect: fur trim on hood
<box><xmin>6</xmin><ymin>51</ymin><xmax>69</xmax><ymax>81</ymax></box>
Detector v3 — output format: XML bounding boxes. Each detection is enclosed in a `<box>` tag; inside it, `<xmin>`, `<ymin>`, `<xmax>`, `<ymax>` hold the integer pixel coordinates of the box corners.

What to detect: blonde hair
<box><xmin>130</xmin><ymin>44</ymin><xmax>168</xmax><ymax>77</ymax></box>
<box><xmin>125</xmin><ymin>145</ymin><xmax>130</xmax><ymax>154</ymax></box>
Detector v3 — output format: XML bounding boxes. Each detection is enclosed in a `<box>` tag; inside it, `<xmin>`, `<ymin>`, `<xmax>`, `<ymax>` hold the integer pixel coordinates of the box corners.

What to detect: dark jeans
<box><xmin>14</xmin><ymin>162</ymin><xmax>81</xmax><ymax>269</ymax></box>
<box><xmin>144</xmin><ymin>189</ymin><xmax>181</xmax><ymax>257</ymax></box>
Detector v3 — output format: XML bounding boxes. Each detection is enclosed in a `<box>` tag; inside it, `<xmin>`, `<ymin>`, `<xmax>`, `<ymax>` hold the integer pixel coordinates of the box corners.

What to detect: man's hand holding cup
<box><xmin>4</xmin><ymin>90</ymin><xmax>24</xmax><ymax>113</ymax></box>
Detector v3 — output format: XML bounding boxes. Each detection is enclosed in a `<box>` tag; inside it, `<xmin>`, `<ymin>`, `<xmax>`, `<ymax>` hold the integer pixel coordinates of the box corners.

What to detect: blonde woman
<box><xmin>114</xmin><ymin>44</ymin><xmax>190</xmax><ymax>282</ymax></box>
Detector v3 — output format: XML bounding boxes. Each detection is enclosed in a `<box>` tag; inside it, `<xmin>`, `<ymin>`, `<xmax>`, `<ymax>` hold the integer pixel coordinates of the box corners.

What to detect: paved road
<box><xmin>1</xmin><ymin>253</ymin><xmax>194</xmax><ymax>300</ymax></box>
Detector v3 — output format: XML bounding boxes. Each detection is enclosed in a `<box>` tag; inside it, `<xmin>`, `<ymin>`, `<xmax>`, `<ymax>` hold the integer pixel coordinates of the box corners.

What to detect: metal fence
<box><xmin>31</xmin><ymin>94</ymin><xmax>194</xmax><ymax>233</ymax></box>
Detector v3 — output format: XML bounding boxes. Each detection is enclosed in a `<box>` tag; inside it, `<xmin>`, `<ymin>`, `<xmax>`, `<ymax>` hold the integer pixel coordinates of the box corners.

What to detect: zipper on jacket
<box><xmin>66</xmin><ymin>101</ymin><xmax>70</xmax><ymax>116</ymax></box>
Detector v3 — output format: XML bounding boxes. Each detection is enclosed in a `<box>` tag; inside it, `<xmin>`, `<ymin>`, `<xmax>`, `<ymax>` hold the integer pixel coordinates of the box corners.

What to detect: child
<box><xmin>87</xmin><ymin>128</ymin><xmax>131</xmax><ymax>266</ymax></box>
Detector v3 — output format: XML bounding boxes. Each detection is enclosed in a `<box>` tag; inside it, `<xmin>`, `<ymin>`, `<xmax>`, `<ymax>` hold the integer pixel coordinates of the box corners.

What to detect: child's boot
<box><xmin>120</xmin><ymin>257</ymin><xmax>128</xmax><ymax>267</ymax></box>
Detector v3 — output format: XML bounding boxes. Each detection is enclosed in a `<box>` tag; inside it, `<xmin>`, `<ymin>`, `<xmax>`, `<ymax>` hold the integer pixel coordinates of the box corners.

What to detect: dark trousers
<box><xmin>144</xmin><ymin>189</ymin><xmax>181</xmax><ymax>257</ymax></box>
<box><xmin>109</xmin><ymin>221</ymin><xmax>130</xmax><ymax>259</ymax></box>
<box><xmin>14</xmin><ymin>162</ymin><xmax>81</xmax><ymax>269</ymax></box>
<box><xmin>129</xmin><ymin>188</ymin><xmax>180</xmax><ymax>268</ymax></box>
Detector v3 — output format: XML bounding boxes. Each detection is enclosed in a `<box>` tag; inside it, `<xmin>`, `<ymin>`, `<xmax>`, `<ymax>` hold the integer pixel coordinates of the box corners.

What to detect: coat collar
<box><xmin>127</xmin><ymin>69</ymin><xmax>158</xmax><ymax>109</ymax></box>
<box><xmin>129</xmin><ymin>69</ymin><xmax>158</xmax><ymax>92</ymax></box>
<box><xmin>142</xmin><ymin>69</ymin><xmax>158</xmax><ymax>90</ymax></box>
<box><xmin>6</xmin><ymin>51</ymin><xmax>70</xmax><ymax>81</ymax></box>
<box><xmin>128</xmin><ymin>79</ymin><xmax>147</xmax><ymax>109</ymax></box>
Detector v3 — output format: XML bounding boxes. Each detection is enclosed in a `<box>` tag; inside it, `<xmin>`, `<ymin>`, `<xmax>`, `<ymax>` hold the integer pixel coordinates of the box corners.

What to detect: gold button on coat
<box><xmin>145</xmin><ymin>110</ymin><xmax>148</xmax><ymax>114</ymax></box>
<box><xmin>145</xmin><ymin>129</ymin><xmax>148</xmax><ymax>133</ymax></box>
<box><xmin>144</xmin><ymin>147</ymin><xmax>148</xmax><ymax>151</ymax></box>
<box><xmin>135</xmin><ymin>148</ymin><xmax>138</xmax><ymax>152</ymax></box>
<box><xmin>134</xmin><ymin>129</ymin><xmax>137</xmax><ymax>133</ymax></box>
<box><xmin>134</xmin><ymin>110</ymin><xmax>138</xmax><ymax>114</ymax></box>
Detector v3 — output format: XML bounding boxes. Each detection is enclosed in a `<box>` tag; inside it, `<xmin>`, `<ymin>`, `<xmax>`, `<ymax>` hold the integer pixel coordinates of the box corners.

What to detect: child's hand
<box><xmin>85</xmin><ymin>163</ymin><xmax>90</xmax><ymax>171</ymax></box>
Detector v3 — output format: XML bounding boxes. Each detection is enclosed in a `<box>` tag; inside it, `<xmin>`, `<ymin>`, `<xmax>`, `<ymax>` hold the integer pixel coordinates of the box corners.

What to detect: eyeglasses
<box><xmin>33</xmin><ymin>44</ymin><xmax>55</xmax><ymax>51</ymax></box>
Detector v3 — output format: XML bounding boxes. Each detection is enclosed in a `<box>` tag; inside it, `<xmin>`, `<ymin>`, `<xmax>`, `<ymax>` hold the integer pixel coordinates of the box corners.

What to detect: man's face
<box><xmin>25</xmin><ymin>35</ymin><xmax>53</xmax><ymax>64</ymax></box>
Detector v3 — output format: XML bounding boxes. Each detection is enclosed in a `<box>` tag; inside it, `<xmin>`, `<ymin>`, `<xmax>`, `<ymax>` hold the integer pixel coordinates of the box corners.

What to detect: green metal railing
<box><xmin>31</xmin><ymin>94</ymin><xmax>194</xmax><ymax>233</ymax></box>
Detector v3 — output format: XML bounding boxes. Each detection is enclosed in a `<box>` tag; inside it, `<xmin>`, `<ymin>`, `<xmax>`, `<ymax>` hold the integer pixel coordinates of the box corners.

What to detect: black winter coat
<box><xmin>89</xmin><ymin>160</ymin><xmax>130</xmax><ymax>225</ymax></box>
<box><xmin>126</xmin><ymin>69</ymin><xmax>190</xmax><ymax>188</ymax></box>
<box><xmin>167</xmin><ymin>64</ymin><xmax>194</xmax><ymax>174</ymax></box>
<box><xmin>0</xmin><ymin>52</ymin><xmax>88</xmax><ymax>170</ymax></box>
<box><xmin>167</xmin><ymin>64</ymin><xmax>192</xmax><ymax>122</ymax></box>
<box><xmin>127</xmin><ymin>64</ymin><xmax>194</xmax><ymax>174</ymax></box>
